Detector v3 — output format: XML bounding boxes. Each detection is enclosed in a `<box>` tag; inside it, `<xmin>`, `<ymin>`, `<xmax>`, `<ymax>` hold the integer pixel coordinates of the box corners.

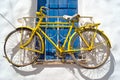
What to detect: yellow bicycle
<box><xmin>4</xmin><ymin>6</ymin><xmax>111</xmax><ymax>69</ymax></box>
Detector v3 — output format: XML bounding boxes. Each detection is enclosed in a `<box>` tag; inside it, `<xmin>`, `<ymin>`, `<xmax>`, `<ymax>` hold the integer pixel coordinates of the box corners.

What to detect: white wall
<box><xmin>81</xmin><ymin>0</ymin><xmax>120</xmax><ymax>79</ymax></box>
<box><xmin>0</xmin><ymin>0</ymin><xmax>119</xmax><ymax>80</ymax></box>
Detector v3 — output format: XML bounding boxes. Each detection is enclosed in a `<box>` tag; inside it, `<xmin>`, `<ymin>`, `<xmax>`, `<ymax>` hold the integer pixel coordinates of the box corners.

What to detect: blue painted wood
<box><xmin>37</xmin><ymin>0</ymin><xmax>78</xmax><ymax>60</ymax></box>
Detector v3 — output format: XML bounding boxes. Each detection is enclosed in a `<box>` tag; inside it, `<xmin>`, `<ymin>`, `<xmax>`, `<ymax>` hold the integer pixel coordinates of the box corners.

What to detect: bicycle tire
<box><xmin>69</xmin><ymin>28</ymin><xmax>110</xmax><ymax>69</ymax></box>
<box><xmin>4</xmin><ymin>28</ymin><xmax>44</xmax><ymax>67</ymax></box>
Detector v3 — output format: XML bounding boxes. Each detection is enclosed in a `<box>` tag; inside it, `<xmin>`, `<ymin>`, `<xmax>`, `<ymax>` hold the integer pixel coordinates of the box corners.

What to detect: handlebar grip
<box><xmin>40</xmin><ymin>6</ymin><xmax>49</xmax><ymax>11</ymax></box>
<box><xmin>36</xmin><ymin>12</ymin><xmax>40</xmax><ymax>16</ymax></box>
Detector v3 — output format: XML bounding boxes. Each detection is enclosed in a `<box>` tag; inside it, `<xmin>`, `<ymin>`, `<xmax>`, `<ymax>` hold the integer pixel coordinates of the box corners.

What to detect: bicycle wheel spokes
<box><xmin>70</xmin><ymin>29</ymin><xmax>110</xmax><ymax>69</ymax></box>
<box><xmin>4</xmin><ymin>28</ymin><xmax>42</xmax><ymax>67</ymax></box>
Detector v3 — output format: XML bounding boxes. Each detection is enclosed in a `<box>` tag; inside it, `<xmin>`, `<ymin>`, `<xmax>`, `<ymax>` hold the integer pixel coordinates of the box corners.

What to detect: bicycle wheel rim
<box><xmin>4</xmin><ymin>28</ymin><xmax>41</xmax><ymax>67</ymax></box>
<box><xmin>70</xmin><ymin>29</ymin><xmax>110</xmax><ymax>69</ymax></box>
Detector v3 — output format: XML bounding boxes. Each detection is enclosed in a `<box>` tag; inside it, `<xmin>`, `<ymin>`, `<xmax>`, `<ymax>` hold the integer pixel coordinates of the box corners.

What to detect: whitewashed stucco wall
<box><xmin>0</xmin><ymin>0</ymin><xmax>119</xmax><ymax>80</ymax></box>
<box><xmin>81</xmin><ymin>0</ymin><xmax>120</xmax><ymax>80</ymax></box>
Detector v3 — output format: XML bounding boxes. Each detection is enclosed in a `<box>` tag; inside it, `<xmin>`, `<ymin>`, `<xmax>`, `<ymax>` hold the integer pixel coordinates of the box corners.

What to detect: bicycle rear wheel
<box><xmin>4</xmin><ymin>28</ymin><xmax>43</xmax><ymax>67</ymax></box>
<box><xmin>70</xmin><ymin>28</ymin><xmax>110</xmax><ymax>69</ymax></box>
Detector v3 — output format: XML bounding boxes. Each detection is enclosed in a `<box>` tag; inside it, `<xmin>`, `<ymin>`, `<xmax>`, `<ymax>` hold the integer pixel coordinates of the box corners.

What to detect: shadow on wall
<box><xmin>76</xmin><ymin>53</ymin><xmax>115</xmax><ymax>80</ymax></box>
<box><xmin>12</xmin><ymin>53</ymin><xmax>115</xmax><ymax>80</ymax></box>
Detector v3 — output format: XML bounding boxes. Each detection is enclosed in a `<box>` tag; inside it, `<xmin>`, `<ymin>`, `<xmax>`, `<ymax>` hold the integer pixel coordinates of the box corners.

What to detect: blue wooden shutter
<box><xmin>37</xmin><ymin>0</ymin><xmax>78</xmax><ymax>60</ymax></box>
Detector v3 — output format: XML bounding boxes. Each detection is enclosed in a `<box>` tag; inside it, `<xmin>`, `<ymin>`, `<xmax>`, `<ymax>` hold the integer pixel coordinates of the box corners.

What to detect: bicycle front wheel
<box><xmin>70</xmin><ymin>28</ymin><xmax>110</xmax><ymax>69</ymax></box>
<box><xmin>4</xmin><ymin>28</ymin><xmax>43</xmax><ymax>67</ymax></box>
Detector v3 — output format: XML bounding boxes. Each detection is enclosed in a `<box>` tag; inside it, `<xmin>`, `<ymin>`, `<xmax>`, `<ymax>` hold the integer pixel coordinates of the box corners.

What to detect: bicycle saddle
<box><xmin>63</xmin><ymin>14</ymin><xmax>80</xmax><ymax>22</ymax></box>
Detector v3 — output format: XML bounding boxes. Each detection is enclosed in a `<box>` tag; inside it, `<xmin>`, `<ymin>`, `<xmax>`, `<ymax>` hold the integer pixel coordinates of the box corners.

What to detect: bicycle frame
<box><xmin>19</xmin><ymin>6</ymin><xmax>111</xmax><ymax>54</ymax></box>
<box><xmin>21</xmin><ymin>16</ymin><xmax>77</xmax><ymax>53</ymax></box>
<box><xmin>20</xmin><ymin>16</ymin><xmax>101</xmax><ymax>54</ymax></box>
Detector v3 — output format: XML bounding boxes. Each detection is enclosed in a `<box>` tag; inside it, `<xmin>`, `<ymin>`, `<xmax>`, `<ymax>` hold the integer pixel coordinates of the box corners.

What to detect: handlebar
<box><xmin>36</xmin><ymin>6</ymin><xmax>49</xmax><ymax>16</ymax></box>
<box><xmin>36</xmin><ymin>6</ymin><xmax>93</xmax><ymax>23</ymax></box>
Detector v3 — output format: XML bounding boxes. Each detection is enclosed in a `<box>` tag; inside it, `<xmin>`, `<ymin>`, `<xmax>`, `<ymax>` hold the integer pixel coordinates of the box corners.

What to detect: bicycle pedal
<box><xmin>61</xmin><ymin>59</ymin><xmax>66</xmax><ymax>63</ymax></box>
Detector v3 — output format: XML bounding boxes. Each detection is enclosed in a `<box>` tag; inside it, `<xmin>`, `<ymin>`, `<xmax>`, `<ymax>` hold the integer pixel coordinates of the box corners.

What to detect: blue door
<box><xmin>37</xmin><ymin>0</ymin><xmax>78</xmax><ymax>60</ymax></box>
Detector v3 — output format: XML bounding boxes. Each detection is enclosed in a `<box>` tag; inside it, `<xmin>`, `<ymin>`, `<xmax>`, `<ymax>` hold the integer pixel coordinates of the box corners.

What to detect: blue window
<box><xmin>37</xmin><ymin>0</ymin><xmax>78</xmax><ymax>60</ymax></box>
<box><xmin>49</xmin><ymin>0</ymin><xmax>59</xmax><ymax>8</ymax></box>
<box><xmin>59</xmin><ymin>9</ymin><xmax>68</xmax><ymax>16</ymax></box>
<box><xmin>37</xmin><ymin>0</ymin><xmax>47</xmax><ymax>11</ymax></box>
<box><xmin>59</xmin><ymin>9</ymin><xmax>68</xmax><ymax>22</ymax></box>
<box><xmin>68</xmin><ymin>0</ymin><xmax>77</xmax><ymax>9</ymax></box>
<box><xmin>46</xmin><ymin>28</ymin><xmax>57</xmax><ymax>60</ymax></box>
<box><xmin>68</xmin><ymin>9</ymin><xmax>77</xmax><ymax>15</ymax></box>
<box><xmin>47</xmin><ymin>9</ymin><xmax>58</xmax><ymax>22</ymax></box>
<box><xmin>59</xmin><ymin>0</ymin><xmax>68</xmax><ymax>8</ymax></box>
